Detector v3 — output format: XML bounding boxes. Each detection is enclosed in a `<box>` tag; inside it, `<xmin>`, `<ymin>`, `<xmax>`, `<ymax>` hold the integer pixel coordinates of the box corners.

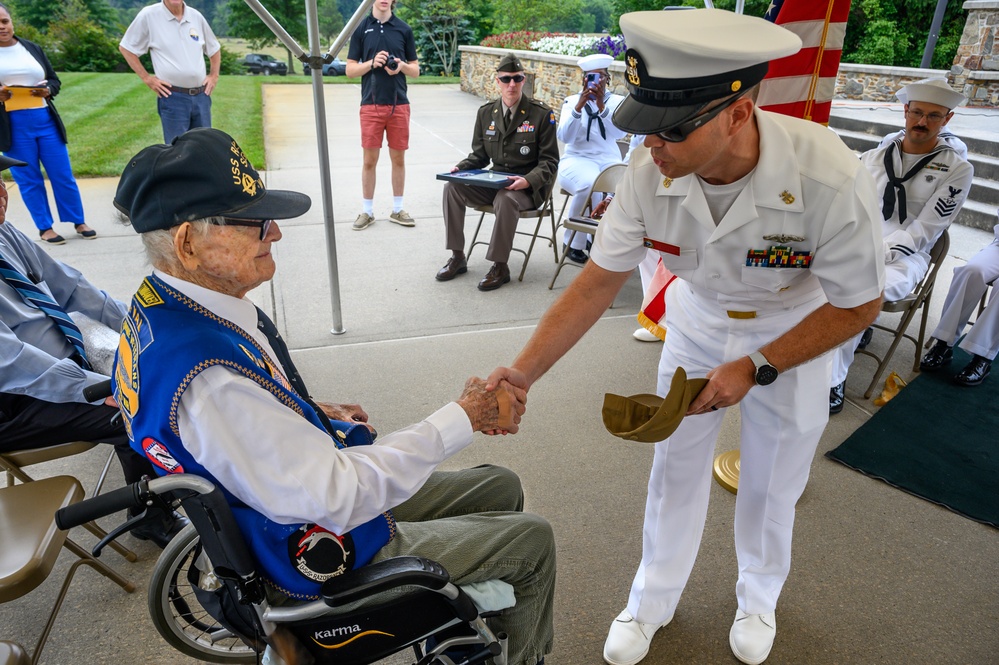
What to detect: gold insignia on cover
<box><xmin>626</xmin><ymin>56</ymin><xmax>640</xmax><ymax>86</ymax></box>
<box><xmin>241</xmin><ymin>172</ymin><xmax>258</xmax><ymax>196</ymax></box>
<box><xmin>779</xmin><ymin>190</ymin><xmax>795</xmax><ymax>205</ymax></box>
<box><xmin>731</xmin><ymin>80</ymin><xmax>741</xmax><ymax>92</ymax></box>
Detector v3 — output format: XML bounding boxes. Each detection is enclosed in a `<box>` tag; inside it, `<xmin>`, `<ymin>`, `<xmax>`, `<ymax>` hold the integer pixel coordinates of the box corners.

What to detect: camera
<box><xmin>585</xmin><ymin>72</ymin><xmax>601</xmax><ymax>89</ymax></box>
<box><xmin>385</xmin><ymin>56</ymin><xmax>400</xmax><ymax>71</ymax></box>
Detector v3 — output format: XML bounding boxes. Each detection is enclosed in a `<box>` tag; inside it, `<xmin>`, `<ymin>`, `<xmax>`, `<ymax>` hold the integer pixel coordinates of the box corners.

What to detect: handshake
<box><xmin>457</xmin><ymin>376</ymin><xmax>526</xmax><ymax>434</ymax></box>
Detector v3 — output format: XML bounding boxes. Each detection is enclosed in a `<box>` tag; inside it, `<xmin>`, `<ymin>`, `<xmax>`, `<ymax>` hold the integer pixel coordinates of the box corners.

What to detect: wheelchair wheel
<box><xmin>148</xmin><ymin>524</ymin><xmax>257</xmax><ymax>663</ymax></box>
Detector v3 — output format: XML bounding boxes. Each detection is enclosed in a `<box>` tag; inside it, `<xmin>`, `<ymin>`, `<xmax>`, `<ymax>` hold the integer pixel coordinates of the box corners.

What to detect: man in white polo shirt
<box><xmin>119</xmin><ymin>0</ymin><xmax>220</xmax><ymax>144</ymax></box>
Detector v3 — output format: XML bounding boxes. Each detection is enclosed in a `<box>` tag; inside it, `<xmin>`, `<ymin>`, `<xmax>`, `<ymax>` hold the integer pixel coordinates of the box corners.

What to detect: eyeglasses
<box><xmin>653</xmin><ymin>93</ymin><xmax>743</xmax><ymax>143</ymax></box>
<box><xmin>905</xmin><ymin>108</ymin><xmax>949</xmax><ymax>123</ymax></box>
<box><xmin>497</xmin><ymin>75</ymin><xmax>525</xmax><ymax>84</ymax></box>
<box><xmin>210</xmin><ymin>217</ymin><xmax>274</xmax><ymax>240</ymax></box>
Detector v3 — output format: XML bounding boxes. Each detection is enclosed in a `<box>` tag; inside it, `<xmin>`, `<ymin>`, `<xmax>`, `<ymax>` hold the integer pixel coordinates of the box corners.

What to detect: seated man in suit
<box><xmin>0</xmin><ymin>153</ymin><xmax>183</xmax><ymax>547</ymax></box>
<box><xmin>436</xmin><ymin>53</ymin><xmax>560</xmax><ymax>291</ymax></box>
<box><xmin>829</xmin><ymin>78</ymin><xmax>974</xmax><ymax>413</ymax></box>
<box><xmin>920</xmin><ymin>208</ymin><xmax>999</xmax><ymax>386</ymax></box>
<box><xmin>112</xmin><ymin>128</ymin><xmax>554</xmax><ymax>665</ymax></box>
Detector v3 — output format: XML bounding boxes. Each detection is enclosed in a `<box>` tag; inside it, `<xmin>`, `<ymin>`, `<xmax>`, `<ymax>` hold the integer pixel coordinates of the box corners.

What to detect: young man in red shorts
<box><xmin>345</xmin><ymin>0</ymin><xmax>419</xmax><ymax>230</ymax></box>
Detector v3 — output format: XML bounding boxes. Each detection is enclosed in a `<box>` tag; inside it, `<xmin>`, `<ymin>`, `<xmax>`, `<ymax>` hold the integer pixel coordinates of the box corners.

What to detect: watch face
<box><xmin>756</xmin><ymin>365</ymin><xmax>778</xmax><ymax>386</ymax></box>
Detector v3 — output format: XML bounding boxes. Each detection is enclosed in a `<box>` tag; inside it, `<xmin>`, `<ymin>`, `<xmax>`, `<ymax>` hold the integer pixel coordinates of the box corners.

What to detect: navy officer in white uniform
<box><xmin>556</xmin><ymin>53</ymin><xmax>627</xmax><ymax>264</ymax></box>
<box><xmin>486</xmin><ymin>9</ymin><xmax>884</xmax><ymax>665</ymax></box>
<box><xmin>828</xmin><ymin>77</ymin><xmax>973</xmax><ymax>413</ymax></box>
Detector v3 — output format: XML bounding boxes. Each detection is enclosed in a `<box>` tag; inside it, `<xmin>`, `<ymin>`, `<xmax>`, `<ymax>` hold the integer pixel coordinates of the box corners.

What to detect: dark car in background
<box><xmin>302</xmin><ymin>58</ymin><xmax>347</xmax><ymax>76</ymax></box>
<box><xmin>241</xmin><ymin>53</ymin><xmax>287</xmax><ymax>76</ymax></box>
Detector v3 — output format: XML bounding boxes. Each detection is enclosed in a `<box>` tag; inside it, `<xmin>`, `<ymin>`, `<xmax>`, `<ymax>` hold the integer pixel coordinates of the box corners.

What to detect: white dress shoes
<box><xmin>633</xmin><ymin>327</ymin><xmax>661</xmax><ymax>342</ymax></box>
<box><xmin>603</xmin><ymin>609</ymin><xmax>671</xmax><ymax>665</ymax></box>
<box><xmin>729</xmin><ymin>609</ymin><xmax>776</xmax><ymax>664</ymax></box>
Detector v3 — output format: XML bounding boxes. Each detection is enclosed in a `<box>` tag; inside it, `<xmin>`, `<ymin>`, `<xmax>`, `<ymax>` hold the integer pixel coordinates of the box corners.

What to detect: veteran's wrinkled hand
<box><xmin>457</xmin><ymin>376</ymin><xmax>525</xmax><ymax>434</ymax></box>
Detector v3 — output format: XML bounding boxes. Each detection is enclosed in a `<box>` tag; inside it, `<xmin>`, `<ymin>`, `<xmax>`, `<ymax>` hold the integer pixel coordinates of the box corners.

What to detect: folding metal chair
<box><xmin>856</xmin><ymin>230</ymin><xmax>950</xmax><ymax>399</ymax></box>
<box><xmin>466</xmin><ymin>191</ymin><xmax>558</xmax><ymax>282</ymax></box>
<box><xmin>0</xmin><ymin>476</ymin><xmax>134</xmax><ymax>665</ymax></box>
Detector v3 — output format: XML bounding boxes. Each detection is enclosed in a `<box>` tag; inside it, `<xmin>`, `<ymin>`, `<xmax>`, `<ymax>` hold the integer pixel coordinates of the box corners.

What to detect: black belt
<box><xmin>170</xmin><ymin>85</ymin><xmax>205</xmax><ymax>96</ymax></box>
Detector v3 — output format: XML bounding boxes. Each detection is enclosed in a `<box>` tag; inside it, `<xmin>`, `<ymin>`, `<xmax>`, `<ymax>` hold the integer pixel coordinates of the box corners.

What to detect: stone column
<box><xmin>952</xmin><ymin>1</ymin><xmax>999</xmax><ymax>106</ymax></box>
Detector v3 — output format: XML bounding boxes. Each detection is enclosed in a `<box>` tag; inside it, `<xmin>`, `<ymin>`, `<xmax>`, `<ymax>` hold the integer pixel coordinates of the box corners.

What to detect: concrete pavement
<box><xmin>1</xmin><ymin>84</ymin><xmax>996</xmax><ymax>665</ymax></box>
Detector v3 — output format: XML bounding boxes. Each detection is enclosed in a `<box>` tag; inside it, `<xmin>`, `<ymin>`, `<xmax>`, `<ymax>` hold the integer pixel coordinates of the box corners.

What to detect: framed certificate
<box><xmin>436</xmin><ymin>169</ymin><xmax>518</xmax><ymax>189</ymax></box>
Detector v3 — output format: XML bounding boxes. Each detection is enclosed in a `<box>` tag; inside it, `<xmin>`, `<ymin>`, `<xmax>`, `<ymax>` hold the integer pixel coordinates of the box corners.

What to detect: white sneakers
<box><xmin>603</xmin><ymin>609</ymin><xmax>671</xmax><ymax>665</ymax></box>
<box><xmin>633</xmin><ymin>327</ymin><xmax>661</xmax><ymax>342</ymax></box>
<box><xmin>729</xmin><ymin>610</ymin><xmax>776</xmax><ymax>665</ymax></box>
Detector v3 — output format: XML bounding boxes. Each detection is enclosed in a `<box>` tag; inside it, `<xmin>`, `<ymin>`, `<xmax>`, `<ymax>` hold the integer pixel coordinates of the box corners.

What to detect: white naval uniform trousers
<box><xmin>590</xmin><ymin>109</ymin><xmax>885</xmax><ymax>624</ymax></box>
<box><xmin>933</xmin><ymin>222</ymin><xmax>999</xmax><ymax>360</ymax></box>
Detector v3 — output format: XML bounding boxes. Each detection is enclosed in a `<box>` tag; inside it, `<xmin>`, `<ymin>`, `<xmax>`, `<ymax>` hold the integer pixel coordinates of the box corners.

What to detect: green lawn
<box><xmin>55</xmin><ymin>72</ymin><xmax>458</xmax><ymax>177</ymax></box>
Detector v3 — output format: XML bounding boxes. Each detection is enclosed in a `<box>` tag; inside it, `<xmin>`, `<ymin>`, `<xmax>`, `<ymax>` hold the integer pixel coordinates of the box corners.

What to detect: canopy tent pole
<box><xmin>241</xmin><ymin>0</ymin><xmax>376</xmax><ymax>334</ymax></box>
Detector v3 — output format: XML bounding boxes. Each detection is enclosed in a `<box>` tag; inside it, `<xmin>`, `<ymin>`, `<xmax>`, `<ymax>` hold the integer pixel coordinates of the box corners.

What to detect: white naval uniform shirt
<box><xmin>155</xmin><ymin>271</ymin><xmax>475</xmax><ymax>536</ymax></box>
<box><xmin>591</xmin><ymin>108</ymin><xmax>885</xmax><ymax>313</ymax></box>
<box><xmin>120</xmin><ymin>3</ymin><xmax>220</xmax><ymax>89</ymax></box>
<box><xmin>556</xmin><ymin>93</ymin><xmax>628</xmax><ymax>162</ymax></box>
<box><xmin>862</xmin><ymin>137</ymin><xmax>973</xmax><ymax>264</ymax></box>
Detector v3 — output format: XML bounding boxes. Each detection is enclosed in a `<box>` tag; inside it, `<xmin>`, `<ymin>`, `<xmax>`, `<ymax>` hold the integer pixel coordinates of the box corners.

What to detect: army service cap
<box><xmin>602</xmin><ymin>367</ymin><xmax>709</xmax><ymax>443</ymax></box>
<box><xmin>612</xmin><ymin>9</ymin><xmax>802</xmax><ymax>135</ymax></box>
<box><xmin>896</xmin><ymin>77</ymin><xmax>967</xmax><ymax>110</ymax></box>
<box><xmin>496</xmin><ymin>53</ymin><xmax>524</xmax><ymax>73</ymax></box>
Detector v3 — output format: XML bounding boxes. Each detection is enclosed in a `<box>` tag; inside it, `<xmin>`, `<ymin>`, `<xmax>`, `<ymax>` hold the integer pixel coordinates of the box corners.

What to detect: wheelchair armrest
<box><xmin>320</xmin><ymin>556</ymin><xmax>450</xmax><ymax>607</ymax></box>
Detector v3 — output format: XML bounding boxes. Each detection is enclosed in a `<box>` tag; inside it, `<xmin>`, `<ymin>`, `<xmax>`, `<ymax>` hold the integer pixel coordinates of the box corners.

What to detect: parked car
<box><xmin>302</xmin><ymin>58</ymin><xmax>347</xmax><ymax>76</ymax></box>
<box><xmin>241</xmin><ymin>53</ymin><xmax>287</xmax><ymax>76</ymax></box>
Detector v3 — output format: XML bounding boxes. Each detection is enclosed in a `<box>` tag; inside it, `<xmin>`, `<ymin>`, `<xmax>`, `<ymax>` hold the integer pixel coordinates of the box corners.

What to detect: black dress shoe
<box><xmin>477</xmin><ymin>262</ymin><xmax>510</xmax><ymax>291</ymax></box>
<box><xmin>952</xmin><ymin>355</ymin><xmax>992</xmax><ymax>387</ymax></box>
<box><xmin>566</xmin><ymin>248</ymin><xmax>588</xmax><ymax>264</ymax></box>
<box><xmin>435</xmin><ymin>255</ymin><xmax>467</xmax><ymax>281</ymax></box>
<box><xmin>131</xmin><ymin>509</ymin><xmax>190</xmax><ymax>549</ymax></box>
<box><xmin>829</xmin><ymin>381</ymin><xmax>846</xmax><ymax>414</ymax></box>
<box><xmin>919</xmin><ymin>340</ymin><xmax>953</xmax><ymax>372</ymax></box>
<box><xmin>857</xmin><ymin>327</ymin><xmax>873</xmax><ymax>350</ymax></box>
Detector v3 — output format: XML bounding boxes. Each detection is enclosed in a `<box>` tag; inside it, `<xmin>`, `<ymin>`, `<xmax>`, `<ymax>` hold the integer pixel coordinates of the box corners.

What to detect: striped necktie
<box><xmin>0</xmin><ymin>253</ymin><xmax>91</xmax><ymax>370</ymax></box>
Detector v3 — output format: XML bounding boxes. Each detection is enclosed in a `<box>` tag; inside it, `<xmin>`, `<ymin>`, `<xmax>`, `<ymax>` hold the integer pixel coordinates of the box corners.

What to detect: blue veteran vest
<box><xmin>112</xmin><ymin>275</ymin><xmax>395</xmax><ymax>599</ymax></box>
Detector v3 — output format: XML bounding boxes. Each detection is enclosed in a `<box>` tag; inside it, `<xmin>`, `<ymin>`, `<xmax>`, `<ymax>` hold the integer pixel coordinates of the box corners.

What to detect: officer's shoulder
<box><xmin>478</xmin><ymin>100</ymin><xmax>497</xmax><ymax>111</ymax></box>
<box><xmin>529</xmin><ymin>98</ymin><xmax>554</xmax><ymax>112</ymax></box>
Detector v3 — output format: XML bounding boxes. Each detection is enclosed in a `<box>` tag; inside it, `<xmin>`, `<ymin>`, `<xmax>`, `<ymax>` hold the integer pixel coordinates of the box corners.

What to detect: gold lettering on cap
<box><xmin>779</xmin><ymin>190</ymin><xmax>795</xmax><ymax>205</ymax></box>
<box><xmin>731</xmin><ymin>81</ymin><xmax>741</xmax><ymax>92</ymax></box>
<box><xmin>626</xmin><ymin>56</ymin><xmax>640</xmax><ymax>86</ymax></box>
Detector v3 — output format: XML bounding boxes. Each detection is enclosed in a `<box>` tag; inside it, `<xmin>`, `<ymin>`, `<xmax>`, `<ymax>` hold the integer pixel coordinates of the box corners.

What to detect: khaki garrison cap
<box><xmin>612</xmin><ymin>8</ymin><xmax>802</xmax><ymax>135</ymax></box>
<box><xmin>602</xmin><ymin>367</ymin><xmax>709</xmax><ymax>443</ymax></box>
<box><xmin>496</xmin><ymin>53</ymin><xmax>524</xmax><ymax>73</ymax></box>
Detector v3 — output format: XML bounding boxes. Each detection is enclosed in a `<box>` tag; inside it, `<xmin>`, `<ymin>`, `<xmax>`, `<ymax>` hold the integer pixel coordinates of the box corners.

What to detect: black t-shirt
<box><xmin>347</xmin><ymin>14</ymin><xmax>418</xmax><ymax>106</ymax></box>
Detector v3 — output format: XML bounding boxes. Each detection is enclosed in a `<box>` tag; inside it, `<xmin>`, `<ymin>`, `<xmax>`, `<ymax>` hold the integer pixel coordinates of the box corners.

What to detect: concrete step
<box><xmin>962</xmin><ymin>199</ymin><xmax>998</xmax><ymax>232</ymax></box>
<box><xmin>828</xmin><ymin>113</ymin><xmax>999</xmax><ymax>158</ymax></box>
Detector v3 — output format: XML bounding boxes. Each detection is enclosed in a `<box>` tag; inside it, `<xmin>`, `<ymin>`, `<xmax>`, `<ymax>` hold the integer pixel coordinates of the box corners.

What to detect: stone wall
<box><xmin>835</xmin><ymin>64</ymin><xmax>952</xmax><ymax>102</ymax></box>
<box><xmin>952</xmin><ymin>1</ymin><xmax>999</xmax><ymax>106</ymax></box>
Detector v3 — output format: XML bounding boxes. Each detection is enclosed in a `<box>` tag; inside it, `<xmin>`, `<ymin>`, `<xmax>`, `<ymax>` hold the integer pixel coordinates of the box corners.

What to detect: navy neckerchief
<box><xmin>881</xmin><ymin>138</ymin><xmax>949</xmax><ymax>222</ymax></box>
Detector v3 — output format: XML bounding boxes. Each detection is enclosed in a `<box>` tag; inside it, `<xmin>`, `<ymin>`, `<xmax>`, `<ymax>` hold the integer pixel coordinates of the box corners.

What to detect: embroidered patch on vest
<box><xmin>135</xmin><ymin>279</ymin><xmax>165</xmax><ymax>308</ymax></box>
<box><xmin>143</xmin><ymin>437</ymin><xmax>184</xmax><ymax>473</ymax></box>
<box><xmin>289</xmin><ymin>525</ymin><xmax>356</xmax><ymax>583</ymax></box>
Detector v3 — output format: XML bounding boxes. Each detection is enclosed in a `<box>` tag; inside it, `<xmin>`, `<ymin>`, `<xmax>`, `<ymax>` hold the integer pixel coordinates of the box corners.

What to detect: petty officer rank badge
<box><xmin>746</xmin><ymin>245</ymin><xmax>813</xmax><ymax>268</ymax></box>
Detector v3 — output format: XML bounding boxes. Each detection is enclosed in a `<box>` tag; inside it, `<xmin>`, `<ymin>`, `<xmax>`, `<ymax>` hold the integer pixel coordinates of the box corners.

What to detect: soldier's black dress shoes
<box><xmin>477</xmin><ymin>262</ymin><xmax>511</xmax><ymax>291</ymax></box>
<box><xmin>919</xmin><ymin>340</ymin><xmax>953</xmax><ymax>371</ymax></box>
<box><xmin>435</xmin><ymin>255</ymin><xmax>467</xmax><ymax>281</ymax></box>
<box><xmin>952</xmin><ymin>355</ymin><xmax>992</xmax><ymax>387</ymax></box>
<box><xmin>857</xmin><ymin>327</ymin><xmax>873</xmax><ymax>350</ymax></box>
<box><xmin>131</xmin><ymin>509</ymin><xmax>190</xmax><ymax>549</ymax></box>
<box><xmin>829</xmin><ymin>381</ymin><xmax>846</xmax><ymax>414</ymax></box>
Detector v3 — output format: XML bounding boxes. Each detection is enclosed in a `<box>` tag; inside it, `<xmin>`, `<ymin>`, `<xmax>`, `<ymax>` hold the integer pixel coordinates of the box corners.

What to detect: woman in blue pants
<box><xmin>0</xmin><ymin>4</ymin><xmax>94</xmax><ymax>244</ymax></box>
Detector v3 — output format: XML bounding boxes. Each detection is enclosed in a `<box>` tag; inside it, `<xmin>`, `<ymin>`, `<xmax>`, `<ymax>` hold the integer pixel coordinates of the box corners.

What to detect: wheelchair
<box><xmin>56</xmin><ymin>473</ymin><xmax>511</xmax><ymax>665</ymax></box>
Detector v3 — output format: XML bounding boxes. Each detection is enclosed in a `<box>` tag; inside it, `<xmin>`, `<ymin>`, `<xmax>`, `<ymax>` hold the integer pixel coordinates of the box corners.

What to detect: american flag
<box><xmin>757</xmin><ymin>0</ymin><xmax>852</xmax><ymax>125</ymax></box>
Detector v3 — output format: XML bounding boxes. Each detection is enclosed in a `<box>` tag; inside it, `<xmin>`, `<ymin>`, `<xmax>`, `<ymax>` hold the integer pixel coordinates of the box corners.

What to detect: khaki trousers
<box><xmin>443</xmin><ymin>182</ymin><xmax>534</xmax><ymax>263</ymax></box>
<box><xmin>374</xmin><ymin>464</ymin><xmax>555</xmax><ymax>665</ymax></box>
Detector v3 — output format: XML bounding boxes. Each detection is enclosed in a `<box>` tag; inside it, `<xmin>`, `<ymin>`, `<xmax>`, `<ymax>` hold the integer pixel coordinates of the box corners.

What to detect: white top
<box><xmin>0</xmin><ymin>41</ymin><xmax>46</xmax><ymax>87</ymax></box>
<box><xmin>120</xmin><ymin>2</ymin><xmax>220</xmax><ymax>88</ymax></box>
<box><xmin>557</xmin><ymin>93</ymin><xmax>628</xmax><ymax>162</ymax></box>
<box><xmin>155</xmin><ymin>271</ymin><xmax>475</xmax><ymax>534</ymax></box>
<box><xmin>862</xmin><ymin>136</ymin><xmax>973</xmax><ymax>263</ymax></box>
<box><xmin>591</xmin><ymin>108</ymin><xmax>885</xmax><ymax>311</ymax></box>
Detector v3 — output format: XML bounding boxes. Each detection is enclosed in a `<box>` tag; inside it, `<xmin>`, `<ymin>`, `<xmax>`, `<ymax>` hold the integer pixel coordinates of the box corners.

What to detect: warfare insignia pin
<box><xmin>763</xmin><ymin>234</ymin><xmax>805</xmax><ymax>243</ymax></box>
<box><xmin>779</xmin><ymin>190</ymin><xmax>795</xmax><ymax>205</ymax></box>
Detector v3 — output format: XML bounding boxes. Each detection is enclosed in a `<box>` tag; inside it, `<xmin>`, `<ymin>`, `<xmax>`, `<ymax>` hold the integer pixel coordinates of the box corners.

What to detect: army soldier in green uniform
<box><xmin>436</xmin><ymin>53</ymin><xmax>560</xmax><ymax>291</ymax></box>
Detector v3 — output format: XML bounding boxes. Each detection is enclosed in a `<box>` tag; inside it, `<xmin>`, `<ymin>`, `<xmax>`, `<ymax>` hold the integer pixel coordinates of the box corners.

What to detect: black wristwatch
<box><xmin>749</xmin><ymin>351</ymin><xmax>779</xmax><ymax>386</ymax></box>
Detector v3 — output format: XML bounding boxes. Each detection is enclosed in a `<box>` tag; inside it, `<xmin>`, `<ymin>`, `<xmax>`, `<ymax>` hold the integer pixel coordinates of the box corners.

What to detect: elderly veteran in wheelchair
<box><xmin>110</xmin><ymin>127</ymin><xmax>555</xmax><ymax>665</ymax></box>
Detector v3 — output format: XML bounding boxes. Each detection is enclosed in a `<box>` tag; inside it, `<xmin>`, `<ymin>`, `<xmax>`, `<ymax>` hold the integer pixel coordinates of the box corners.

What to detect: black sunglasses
<box><xmin>654</xmin><ymin>93</ymin><xmax>744</xmax><ymax>143</ymax></box>
<box><xmin>497</xmin><ymin>74</ymin><xmax>526</xmax><ymax>84</ymax></box>
<box><xmin>210</xmin><ymin>217</ymin><xmax>274</xmax><ymax>240</ymax></box>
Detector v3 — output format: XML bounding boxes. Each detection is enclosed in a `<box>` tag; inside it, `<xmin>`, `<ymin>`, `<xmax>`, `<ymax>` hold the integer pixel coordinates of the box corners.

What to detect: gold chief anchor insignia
<box><xmin>763</xmin><ymin>233</ymin><xmax>805</xmax><ymax>243</ymax></box>
<box><xmin>779</xmin><ymin>190</ymin><xmax>795</xmax><ymax>205</ymax></box>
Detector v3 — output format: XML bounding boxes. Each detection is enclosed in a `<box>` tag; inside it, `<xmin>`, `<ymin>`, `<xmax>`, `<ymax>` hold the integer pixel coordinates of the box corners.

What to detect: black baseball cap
<box><xmin>114</xmin><ymin>128</ymin><xmax>311</xmax><ymax>233</ymax></box>
<box><xmin>0</xmin><ymin>155</ymin><xmax>27</xmax><ymax>171</ymax></box>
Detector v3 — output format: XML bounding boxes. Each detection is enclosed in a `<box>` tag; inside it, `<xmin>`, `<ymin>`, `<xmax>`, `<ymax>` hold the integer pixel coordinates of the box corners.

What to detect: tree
<box><xmin>226</xmin><ymin>0</ymin><xmax>307</xmax><ymax>73</ymax></box>
<box><xmin>495</xmin><ymin>0</ymin><xmax>585</xmax><ymax>33</ymax></box>
<box><xmin>396</xmin><ymin>0</ymin><xmax>474</xmax><ymax>76</ymax></box>
<box><xmin>318</xmin><ymin>0</ymin><xmax>345</xmax><ymax>44</ymax></box>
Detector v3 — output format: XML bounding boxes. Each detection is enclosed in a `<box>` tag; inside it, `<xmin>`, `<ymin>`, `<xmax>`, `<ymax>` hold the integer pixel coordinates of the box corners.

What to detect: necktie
<box><xmin>0</xmin><ymin>253</ymin><xmax>91</xmax><ymax>369</ymax></box>
<box><xmin>255</xmin><ymin>307</ymin><xmax>336</xmax><ymax>435</ymax></box>
<box><xmin>880</xmin><ymin>142</ymin><xmax>947</xmax><ymax>222</ymax></box>
<box><xmin>585</xmin><ymin>105</ymin><xmax>606</xmax><ymax>141</ymax></box>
